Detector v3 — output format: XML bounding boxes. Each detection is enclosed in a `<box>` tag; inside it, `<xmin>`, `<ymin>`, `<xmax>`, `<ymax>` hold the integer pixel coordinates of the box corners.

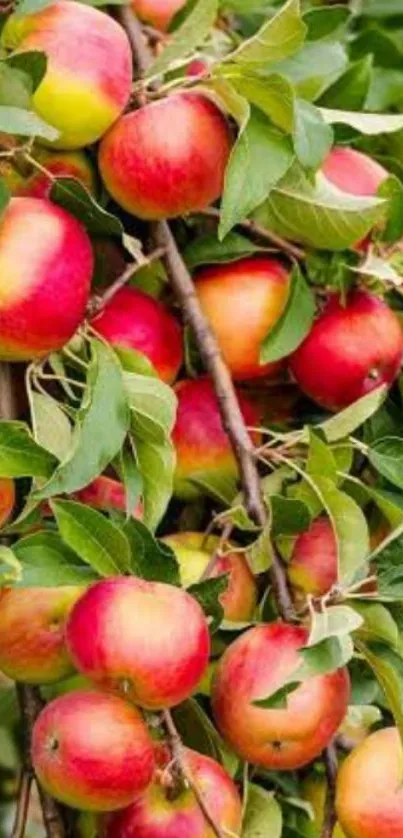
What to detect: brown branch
<box><xmin>322</xmin><ymin>744</ymin><xmax>338</xmax><ymax>838</ymax></box>
<box><xmin>90</xmin><ymin>247</ymin><xmax>166</xmax><ymax>314</ymax></box>
<box><xmin>200</xmin><ymin>207</ymin><xmax>306</xmax><ymax>261</ymax></box>
<box><xmin>11</xmin><ymin>770</ymin><xmax>33</xmax><ymax>838</ymax></box>
<box><xmin>162</xmin><ymin>710</ymin><xmax>226</xmax><ymax>838</ymax></box>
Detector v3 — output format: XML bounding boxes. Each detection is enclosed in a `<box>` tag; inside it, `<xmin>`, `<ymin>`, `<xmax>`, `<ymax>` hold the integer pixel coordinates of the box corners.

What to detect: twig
<box><xmin>11</xmin><ymin>771</ymin><xmax>33</xmax><ymax>838</ymax></box>
<box><xmin>200</xmin><ymin>207</ymin><xmax>306</xmax><ymax>261</ymax></box>
<box><xmin>162</xmin><ymin>710</ymin><xmax>226</xmax><ymax>838</ymax></box>
<box><xmin>322</xmin><ymin>744</ymin><xmax>338</xmax><ymax>838</ymax></box>
<box><xmin>200</xmin><ymin>520</ymin><xmax>233</xmax><ymax>582</ymax></box>
<box><xmin>91</xmin><ymin>247</ymin><xmax>166</xmax><ymax>313</ymax></box>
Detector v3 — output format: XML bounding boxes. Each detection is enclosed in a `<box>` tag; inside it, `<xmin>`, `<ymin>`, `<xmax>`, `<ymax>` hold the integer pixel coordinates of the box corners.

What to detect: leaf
<box><xmin>122</xmin><ymin>517</ymin><xmax>180</xmax><ymax>585</ymax></box>
<box><xmin>270</xmin><ymin>495</ymin><xmax>311</xmax><ymax>537</ymax></box>
<box><xmin>119</xmin><ymin>439</ymin><xmax>142</xmax><ymax>519</ymax></box>
<box><xmin>0</xmin><ymin>421</ymin><xmax>57</xmax><ymax>478</ymax></box>
<box><xmin>315</xmin><ymin>477</ymin><xmax>370</xmax><ymax>584</ymax></box>
<box><xmin>0</xmin><ymin>546</ymin><xmax>21</xmax><ymax>585</ymax></box>
<box><xmin>369</xmin><ymin>437</ymin><xmax>403</xmax><ymax>491</ymax></box>
<box><xmin>135</xmin><ymin>437</ymin><xmax>175</xmax><ymax>531</ymax></box>
<box><xmin>260</xmin><ymin>266</ymin><xmax>315</xmax><ymax>363</ymax></box>
<box><xmin>293</xmin><ymin>99</ymin><xmax>333</xmax><ymax>169</ymax></box>
<box><xmin>303</xmin><ymin>6</ymin><xmax>351</xmax><ymax>41</ymax></box>
<box><xmin>12</xmin><ymin>531</ymin><xmax>97</xmax><ymax>587</ymax></box>
<box><xmin>50</xmin><ymin>178</ymin><xmax>123</xmax><ymax>236</ymax></box>
<box><xmin>308</xmin><ymin>605</ymin><xmax>363</xmax><ymax>647</ymax></box>
<box><xmin>242</xmin><ymin>785</ymin><xmax>283</xmax><ymax>838</ymax></box>
<box><xmin>0</xmin><ymin>180</ymin><xmax>10</xmax><ymax>219</ymax></box>
<box><xmin>352</xmin><ymin>602</ymin><xmax>399</xmax><ymax>648</ymax></box>
<box><xmin>35</xmin><ymin>340</ymin><xmax>130</xmax><ymax>499</ymax></box>
<box><xmin>226</xmin><ymin>70</ymin><xmax>295</xmax><ymax>133</ymax></box>
<box><xmin>379</xmin><ymin>175</ymin><xmax>403</xmax><ymax>244</ymax></box>
<box><xmin>307</xmin><ymin>429</ymin><xmax>338</xmax><ymax>483</ymax></box>
<box><xmin>231</xmin><ymin>0</ymin><xmax>306</xmax><ymax>66</ymax></box>
<box><xmin>14</xmin><ymin>0</ymin><xmax>53</xmax><ymax>15</ymax></box>
<box><xmin>319</xmin><ymin>57</ymin><xmax>373</xmax><ymax>111</ymax></box>
<box><xmin>317</xmin><ymin>385</ymin><xmax>388</xmax><ymax>443</ymax></box>
<box><xmin>146</xmin><ymin>0</ymin><xmax>218</xmax><ymax>79</ymax></box>
<box><xmin>219</xmin><ymin>108</ymin><xmax>293</xmax><ymax>239</ymax></box>
<box><xmin>188</xmin><ymin>575</ymin><xmax>228</xmax><ymax>633</ymax></box>
<box><xmin>6</xmin><ymin>51</ymin><xmax>47</xmax><ymax>92</ymax></box>
<box><xmin>0</xmin><ymin>106</ymin><xmax>59</xmax><ymax>140</ymax></box>
<box><xmin>52</xmin><ymin>499</ymin><xmax>131</xmax><ymax>577</ymax></box>
<box><xmin>184</xmin><ymin>232</ymin><xmax>264</xmax><ymax>270</ymax></box>
<box><xmin>173</xmin><ymin>698</ymin><xmax>238</xmax><ymax>776</ymax></box>
<box><xmin>300</xmin><ymin>634</ymin><xmax>354</xmax><ymax>674</ymax></box>
<box><xmin>30</xmin><ymin>392</ymin><xmax>72</xmax><ymax>461</ymax></box>
<box><xmin>271</xmin><ymin>40</ymin><xmax>348</xmax><ymax>102</ymax></box>
<box><xmin>371</xmin><ymin>531</ymin><xmax>403</xmax><ymax>600</ymax></box>
<box><xmin>359</xmin><ymin>640</ymin><xmax>403</xmax><ymax>742</ymax></box>
<box><xmin>320</xmin><ymin>109</ymin><xmax>403</xmax><ymax>136</ymax></box>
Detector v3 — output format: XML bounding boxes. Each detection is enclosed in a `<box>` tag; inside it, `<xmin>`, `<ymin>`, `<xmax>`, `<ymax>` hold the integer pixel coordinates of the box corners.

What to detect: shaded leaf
<box><xmin>123</xmin><ymin>517</ymin><xmax>180</xmax><ymax>585</ymax></box>
<box><xmin>0</xmin><ymin>106</ymin><xmax>58</xmax><ymax>140</ymax></box>
<box><xmin>50</xmin><ymin>178</ymin><xmax>122</xmax><ymax>235</ymax></box>
<box><xmin>188</xmin><ymin>575</ymin><xmax>228</xmax><ymax>633</ymax></box>
<box><xmin>146</xmin><ymin>0</ymin><xmax>218</xmax><ymax>79</ymax></box>
<box><xmin>52</xmin><ymin>499</ymin><xmax>131</xmax><ymax>576</ymax></box>
<box><xmin>232</xmin><ymin>0</ymin><xmax>306</xmax><ymax>66</ymax></box>
<box><xmin>293</xmin><ymin>99</ymin><xmax>333</xmax><ymax>169</ymax></box>
<box><xmin>30</xmin><ymin>392</ymin><xmax>72</xmax><ymax>462</ymax></box>
<box><xmin>260</xmin><ymin>266</ymin><xmax>315</xmax><ymax>363</ymax></box>
<box><xmin>0</xmin><ymin>421</ymin><xmax>57</xmax><ymax>478</ymax></box>
<box><xmin>242</xmin><ymin>785</ymin><xmax>283</xmax><ymax>838</ymax></box>
<box><xmin>13</xmin><ymin>531</ymin><xmax>97</xmax><ymax>587</ymax></box>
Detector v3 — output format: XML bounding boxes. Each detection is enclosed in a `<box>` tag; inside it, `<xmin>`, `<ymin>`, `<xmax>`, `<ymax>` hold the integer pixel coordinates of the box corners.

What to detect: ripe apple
<box><xmin>0</xmin><ymin>148</ymin><xmax>96</xmax><ymax>199</ymax></box>
<box><xmin>212</xmin><ymin>622</ymin><xmax>350</xmax><ymax>770</ymax></box>
<box><xmin>131</xmin><ymin>0</ymin><xmax>186</xmax><ymax>30</ymax></box>
<box><xmin>2</xmin><ymin>1</ymin><xmax>132</xmax><ymax>149</ymax></box>
<box><xmin>288</xmin><ymin>517</ymin><xmax>338</xmax><ymax>598</ymax></box>
<box><xmin>102</xmin><ymin>745</ymin><xmax>242</xmax><ymax>838</ymax></box>
<box><xmin>322</xmin><ymin>147</ymin><xmax>388</xmax><ymax>197</ymax></box>
<box><xmin>194</xmin><ymin>257</ymin><xmax>290</xmax><ymax>381</ymax></box>
<box><xmin>99</xmin><ymin>93</ymin><xmax>232</xmax><ymax>220</ymax></box>
<box><xmin>0</xmin><ymin>478</ymin><xmax>15</xmax><ymax>528</ymax></box>
<box><xmin>32</xmin><ymin>689</ymin><xmax>155</xmax><ymax>811</ymax></box>
<box><xmin>336</xmin><ymin>727</ymin><xmax>403</xmax><ymax>837</ymax></box>
<box><xmin>91</xmin><ymin>287</ymin><xmax>183</xmax><ymax>383</ymax></box>
<box><xmin>0</xmin><ymin>197</ymin><xmax>93</xmax><ymax>361</ymax></box>
<box><xmin>186</xmin><ymin>59</ymin><xmax>209</xmax><ymax>77</ymax></box>
<box><xmin>0</xmin><ymin>586</ymin><xmax>83</xmax><ymax>684</ymax></box>
<box><xmin>172</xmin><ymin>378</ymin><xmax>261</xmax><ymax>500</ymax></box>
<box><xmin>74</xmin><ymin>476</ymin><xmax>142</xmax><ymax>519</ymax></box>
<box><xmin>66</xmin><ymin>577</ymin><xmax>210</xmax><ymax>710</ymax></box>
<box><xmin>290</xmin><ymin>290</ymin><xmax>403</xmax><ymax>411</ymax></box>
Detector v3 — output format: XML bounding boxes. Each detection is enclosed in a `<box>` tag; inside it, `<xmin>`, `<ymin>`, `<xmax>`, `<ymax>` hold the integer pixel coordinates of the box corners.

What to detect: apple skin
<box><xmin>0</xmin><ymin>197</ymin><xmax>93</xmax><ymax>361</ymax></box>
<box><xmin>91</xmin><ymin>287</ymin><xmax>183</xmax><ymax>384</ymax></box>
<box><xmin>74</xmin><ymin>476</ymin><xmax>142</xmax><ymax>519</ymax></box>
<box><xmin>290</xmin><ymin>290</ymin><xmax>403</xmax><ymax>412</ymax></box>
<box><xmin>0</xmin><ymin>586</ymin><xmax>83</xmax><ymax>684</ymax></box>
<box><xmin>131</xmin><ymin>0</ymin><xmax>186</xmax><ymax>30</ymax></box>
<box><xmin>0</xmin><ymin>477</ymin><xmax>15</xmax><ymax>528</ymax></box>
<box><xmin>173</xmin><ymin>377</ymin><xmax>261</xmax><ymax>500</ymax></box>
<box><xmin>288</xmin><ymin>517</ymin><xmax>338</xmax><ymax>598</ymax></box>
<box><xmin>66</xmin><ymin>577</ymin><xmax>211</xmax><ymax>710</ymax></box>
<box><xmin>99</xmin><ymin>93</ymin><xmax>232</xmax><ymax>220</ymax></box>
<box><xmin>336</xmin><ymin>727</ymin><xmax>403</xmax><ymax>838</ymax></box>
<box><xmin>194</xmin><ymin>257</ymin><xmax>290</xmax><ymax>381</ymax></box>
<box><xmin>163</xmin><ymin>532</ymin><xmax>258</xmax><ymax>622</ymax></box>
<box><xmin>0</xmin><ymin>148</ymin><xmax>96</xmax><ymax>199</ymax></box>
<box><xmin>322</xmin><ymin>147</ymin><xmax>388</xmax><ymax>196</ymax></box>
<box><xmin>32</xmin><ymin>689</ymin><xmax>155</xmax><ymax>812</ymax></box>
<box><xmin>211</xmin><ymin>622</ymin><xmax>350</xmax><ymax>771</ymax></box>
<box><xmin>2</xmin><ymin>1</ymin><xmax>132</xmax><ymax>149</ymax></box>
<box><xmin>102</xmin><ymin>745</ymin><xmax>242</xmax><ymax>838</ymax></box>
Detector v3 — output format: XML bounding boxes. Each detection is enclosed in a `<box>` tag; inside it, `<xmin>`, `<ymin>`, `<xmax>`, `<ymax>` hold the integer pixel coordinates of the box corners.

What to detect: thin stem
<box><xmin>11</xmin><ymin>771</ymin><xmax>33</xmax><ymax>838</ymax></box>
<box><xmin>91</xmin><ymin>247</ymin><xmax>166</xmax><ymax>313</ymax></box>
<box><xmin>322</xmin><ymin>744</ymin><xmax>338</xmax><ymax>838</ymax></box>
<box><xmin>200</xmin><ymin>207</ymin><xmax>306</xmax><ymax>261</ymax></box>
<box><xmin>200</xmin><ymin>520</ymin><xmax>233</xmax><ymax>582</ymax></box>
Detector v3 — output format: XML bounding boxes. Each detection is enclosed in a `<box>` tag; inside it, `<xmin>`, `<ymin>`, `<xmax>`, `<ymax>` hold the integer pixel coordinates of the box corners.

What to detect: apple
<box><xmin>0</xmin><ymin>586</ymin><xmax>83</xmax><ymax>684</ymax></box>
<box><xmin>66</xmin><ymin>577</ymin><xmax>210</xmax><ymax>710</ymax></box>
<box><xmin>288</xmin><ymin>517</ymin><xmax>338</xmax><ymax>598</ymax></box>
<box><xmin>322</xmin><ymin>147</ymin><xmax>388</xmax><ymax>197</ymax></box>
<box><xmin>211</xmin><ymin>622</ymin><xmax>350</xmax><ymax>770</ymax></box>
<box><xmin>0</xmin><ymin>148</ymin><xmax>96</xmax><ymax>199</ymax></box>
<box><xmin>32</xmin><ymin>689</ymin><xmax>155</xmax><ymax>811</ymax></box>
<box><xmin>74</xmin><ymin>476</ymin><xmax>142</xmax><ymax>519</ymax></box>
<box><xmin>102</xmin><ymin>745</ymin><xmax>242</xmax><ymax>838</ymax></box>
<box><xmin>172</xmin><ymin>377</ymin><xmax>261</xmax><ymax>500</ymax></box>
<box><xmin>0</xmin><ymin>197</ymin><xmax>93</xmax><ymax>361</ymax></box>
<box><xmin>91</xmin><ymin>287</ymin><xmax>183</xmax><ymax>384</ymax></box>
<box><xmin>99</xmin><ymin>93</ymin><xmax>232</xmax><ymax>220</ymax></box>
<box><xmin>131</xmin><ymin>0</ymin><xmax>186</xmax><ymax>30</ymax></box>
<box><xmin>186</xmin><ymin>59</ymin><xmax>209</xmax><ymax>77</ymax></box>
<box><xmin>336</xmin><ymin>727</ymin><xmax>403</xmax><ymax>837</ymax></box>
<box><xmin>163</xmin><ymin>531</ymin><xmax>258</xmax><ymax>622</ymax></box>
<box><xmin>194</xmin><ymin>257</ymin><xmax>290</xmax><ymax>381</ymax></box>
<box><xmin>0</xmin><ymin>478</ymin><xmax>15</xmax><ymax>528</ymax></box>
<box><xmin>2</xmin><ymin>0</ymin><xmax>132</xmax><ymax>149</ymax></box>
<box><xmin>290</xmin><ymin>290</ymin><xmax>403</xmax><ymax>411</ymax></box>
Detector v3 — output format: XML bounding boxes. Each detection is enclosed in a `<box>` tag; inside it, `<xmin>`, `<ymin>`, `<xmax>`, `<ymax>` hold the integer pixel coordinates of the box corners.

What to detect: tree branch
<box><xmin>200</xmin><ymin>207</ymin><xmax>306</xmax><ymax>261</ymax></box>
<box><xmin>322</xmin><ymin>743</ymin><xmax>338</xmax><ymax>838</ymax></box>
<box><xmin>90</xmin><ymin>247</ymin><xmax>166</xmax><ymax>314</ymax></box>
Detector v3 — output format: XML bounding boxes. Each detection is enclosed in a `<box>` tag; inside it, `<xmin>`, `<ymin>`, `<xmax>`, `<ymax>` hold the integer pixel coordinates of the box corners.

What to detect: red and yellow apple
<box><xmin>2</xmin><ymin>1</ymin><xmax>132</xmax><ymax>149</ymax></box>
<box><xmin>102</xmin><ymin>745</ymin><xmax>242</xmax><ymax>838</ymax></box>
<box><xmin>131</xmin><ymin>0</ymin><xmax>186</xmax><ymax>30</ymax></box>
<box><xmin>172</xmin><ymin>377</ymin><xmax>260</xmax><ymax>500</ymax></box>
<box><xmin>0</xmin><ymin>148</ymin><xmax>96</xmax><ymax>199</ymax></box>
<box><xmin>99</xmin><ymin>93</ymin><xmax>232</xmax><ymax>220</ymax></box>
<box><xmin>0</xmin><ymin>586</ymin><xmax>83</xmax><ymax>684</ymax></box>
<box><xmin>322</xmin><ymin>147</ymin><xmax>388</xmax><ymax>197</ymax></box>
<box><xmin>288</xmin><ymin>517</ymin><xmax>338</xmax><ymax>598</ymax></box>
<box><xmin>0</xmin><ymin>478</ymin><xmax>15</xmax><ymax>528</ymax></box>
<box><xmin>74</xmin><ymin>476</ymin><xmax>142</xmax><ymax>519</ymax></box>
<box><xmin>336</xmin><ymin>727</ymin><xmax>403</xmax><ymax>837</ymax></box>
<box><xmin>66</xmin><ymin>577</ymin><xmax>210</xmax><ymax>710</ymax></box>
<box><xmin>194</xmin><ymin>257</ymin><xmax>290</xmax><ymax>381</ymax></box>
<box><xmin>212</xmin><ymin>622</ymin><xmax>350</xmax><ymax>770</ymax></box>
<box><xmin>163</xmin><ymin>532</ymin><xmax>258</xmax><ymax>622</ymax></box>
<box><xmin>290</xmin><ymin>290</ymin><xmax>403</xmax><ymax>411</ymax></box>
<box><xmin>32</xmin><ymin>689</ymin><xmax>155</xmax><ymax>811</ymax></box>
<box><xmin>92</xmin><ymin>287</ymin><xmax>183</xmax><ymax>384</ymax></box>
<box><xmin>0</xmin><ymin>197</ymin><xmax>93</xmax><ymax>361</ymax></box>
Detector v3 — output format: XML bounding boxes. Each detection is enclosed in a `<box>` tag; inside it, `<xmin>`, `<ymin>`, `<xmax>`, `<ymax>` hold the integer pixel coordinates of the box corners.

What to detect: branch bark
<box><xmin>322</xmin><ymin>743</ymin><xmax>338</xmax><ymax>838</ymax></box>
<box><xmin>200</xmin><ymin>207</ymin><xmax>306</xmax><ymax>261</ymax></box>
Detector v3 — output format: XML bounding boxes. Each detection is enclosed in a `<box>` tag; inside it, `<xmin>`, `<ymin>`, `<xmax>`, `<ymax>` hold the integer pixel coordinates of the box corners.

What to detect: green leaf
<box><xmin>12</xmin><ymin>531</ymin><xmax>97</xmax><ymax>587</ymax></box>
<box><xmin>260</xmin><ymin>266</ymin><xmax>315</xmax><ymax>363</ymax></box>
<box><xmin>146</xmin><ymin>0</ymin><xmax>218</xmax><ymax>79</ymax></box>
<box><xmin>173</xmin><ymin>698</ymin><xmax>238</xmax><ymax>776</ymax></box>
<box><xmin>315</xmin><ymin>477</ymin><xmax>370</xmax><ymax>584</ymax></box>
<box><xmin>52</xmin><ymin>499</ymin><xmax>131</xmax><ymax>577</ymax></box>
<box><xmin>369</xmin><ymin>437</ymin><xmax>403</xmax><ymax>491</ymax></box>
<box><xmin>317</xmin><ymin>385</ymin><xmax>388</xmax><ymax>443</ymax></box>
<box><xmin>359</xmin><ymin>640</ymin><xmax>403</xmax><ymax>742</ymax></box>
<box><xmin>219</xmin><ymin>108</ymin><xmax>293</xmax><ymax>240</ymax></box>
<box><xmin>0</xmin><ymin>546</ymin><xmax>22</xmax><ymax>585</ymax></box>
<box><xmin>320</xmin><ymin>109</ymin><xmax>403</xmax><ymax>136</ymax></box>
<box><xmin>319</xmin><ymin>57</ymin><xmax>373</xmax><ymax>111</ymax></box>
<box><xmin>270</xmin><ymin>495</ymin><xmax>311</xmax><ymax>537</ymax></box>
<box><xmin>0</xmin><ymin>62</ymin><xmax>31</xmax><ymax>109</ymax></box>
<box><xmin>0</xmin><ymin>179</ymin><xmax>10</xmax><ymax>218</ymax></box>
<box><xmin>0</xmin><ymin>421</ymin><xmax>57</xmax><ymax>478</ymax></box>
<box><xmin>225</xmin><ymin>70</ymin><xmax>295</xmax><ymax>133</ymax></box>
<box><xmin>184</xmin><ymin>232</ymin><xmax>264</xmax><ymax>270</ymax></box>
<box><xmin>254</xmin><ymin>681</ymin><xmax>301</xmax><ymax>710</ymax></box>
<box><xmin>242</xmin><ymin>785</ymin><xmax>283</xmax><ymax>838</ymax></box>
<box><xmin>122</xmin><ymin>517</ymin><xmax>180</xmax><ymax>585</ymax></box>
<box><xmin>50</xmin><ymin>178</ymin><xmax>122</xmax><ymax>236</ymax></box>
<box><xmin>35</xmin><ymin>340</ymin><xmax>130</xmax><ymax>499</ymax></box>
<box><xmin>231</xmin><ymin>0</ymin><xmax>306</xmax><ymax>66</ymax></box>
<box><xmin>371</xmin><ymin>531</ymin><xmax>403</xmax><ymax>600</ymax></box>
<box><xmin>5</xmin><ymin>51</ymin><xmax>47</xmax><ymax>92</ymax></box>
<box><xmin>307</xmin><ymin>429</ymin><xmax>338</xmax><ymax>483</ymax></box>
<box><xmin>0</xmin><ymin>106</ymin><xmax>59</xmax><ymax>140</ymax></box>
<box><xmin>303</xmin><ymin>6</ymin><xmax>351</xmax><ymax>41</ymax></box>
<box><xmin>14</xmin><ymin>0</ymin><xmax>53</xmax><ymax>16</ymax></box>
<box><xmin>272</xmin><ymin>40</ymin><xmax>348</xmax><ymax>102</ymax></box>
<box><xmin>293</xmin><ymin>99</ymin><xmax>333</xmax><ymax>169</ymax></box>
<box><xmin>300</xmin><ymin>634</ymin><xmax>354</xmax><ymax>674</ymax></box>
<box><xmin>352</xmin><ymin>602</ymin><xmax>399</xmax><ymax>648</ymax></box>
<box><xmin>308</xmin><ymin>605</ymin><xmax>363</xmax><ymax>646</ymax></box>
<box><xmin>135</xmin><ymin>437</ymin><xmax>176</xmax><ymax>531</ymax></box>
<box><xmin>379</xmin><ymin>175</ymin><xmax>403</xmax><ymax>244</ymax></box>
<box><xmin>188</xmin><ymin>575</ymin><xmax>228</xmax><ymax>633</ymax></box>
<box><xmin>30</xmin><ymin>392</ymin><xmax>72</xmax><ymax>462</ymax></box>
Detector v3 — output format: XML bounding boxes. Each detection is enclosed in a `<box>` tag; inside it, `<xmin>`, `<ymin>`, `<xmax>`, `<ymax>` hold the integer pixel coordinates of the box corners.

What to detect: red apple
<box><xmin>66</xmin><ymin>577</ymin><xmax>210</xmax><ymax>710</ymax></box>
<box><xmin>322</xmin><ymin>147</ymin><xmax>388</xmax><ymax>197</ymax></box>
<box><xmin>290</xmin><ymin>290</ymin><xmax>403</xmax><ymax>411</ymax></box>
<box><xmin>99</xmin><ymin>93</ymin><xmax>232</xmax><ymax>220</ymax></box>
<box><xmin>32</xmin><ymin>690</ymin><xmax>155</xmax><ymax>811</ymax></box>
<box><xmin>131</xmin><ymin>0</ymin><xmax>186</xmax><ymax>30</ymax></box>
<box><xmin>288</xmin><ymin>517</ymin><xmax>338</xmax><ymax>598</ymax></box>
<box><xmin>163</xmin><ymin>532</ymin><xmax>258</xmax><ymax>622</ymax></box>
<box><xmin>212</xmin><ymin>622</ymin><xmax>350</xmax><ymax>770</ymax></box>
<box><xmin>74</xmin><ymin>476</ymin><xmax>142</xmax><ymax>519</ymax></box>
<box><xmin>336</xmin><ymin>727</ymin><xmax>403</xmax><ymax>837</ymax></box>
<box><xmin>186</xmin><ymin>59</ymin><xmax>209</xmax><ymax>77</ymax></box>
<box><xmin>0</xmin><ymin>197</ymin><xmax>92</xmax><ymax>361</ymax></box>
<box><xmin>102</xmin><ymin>745</ymin><xmax>242</xmax><ymax>838</ymax></box>
<box><xmin>194</xmin><ymin>257</ymin><xmax>290</xmax><ymax>381</ymax></box>
<box><xmin>0</xmin><ymin>477</ymin><xmax>15</xmax><ymax>528</ymax></box>
<box><xmin>0</xmin><ymin>148</ymin><xmax>96</xmax><ymax>199</ymax></box>
<box><xmin>91</xmin><ymin>287</ymin><xmax>183</xmax><ymax>383</ymax></box>
<box><xmin>0</xmin><ymin>587</ymin><xmax>83</xmax><ymax>684</ymax></box>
